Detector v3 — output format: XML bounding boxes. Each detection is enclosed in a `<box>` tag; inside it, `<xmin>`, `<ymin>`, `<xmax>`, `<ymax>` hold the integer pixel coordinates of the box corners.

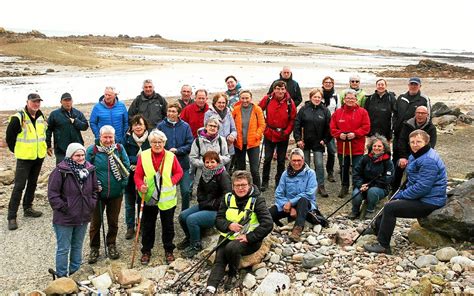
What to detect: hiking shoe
<box><xmin>364</xmin><ymin>211</ymin><xmax>376</xmax><ymax>220</ymax></box>
<box><xmin>8</xmin><ymin>219</ymin><xmax>18</xmax><ymax>231</ymax></box>
<box><xmin>177</xmin><ymin>238</ymin><xmax>190</xmax><ymax>250</ymax></box>
<box><xmin>348</xmin><ymin>211</ymin><xmax>359</xmax><ymax>220</ymax></box>
<box><xmin>224</xmin><ymin>275</ymin><xmax>238</xmax><ymax>291</ymax></box>
<box><xmin>141</xmin><ymin>252</ymin><xmax>151</xmax><ymax>265</ymax></box>
<box><xmin>289</xmin><ymin>225</ymin><xmax>303</xmax><ymax>242</ymax></box>
<box><xmin>24</xmin><ymin>208</ymin><xmax>42</xmax><ymax>218</ymax></box>
<box><xmin>318</xmin><ymin>185</ymin><xmax>329</xmax><ymax>198</ymax></box>
<box><xmin>357</xmin><ymin>226</ymin><xmax>376</xmax><ymax>236</ymax></box>
<box><xmin>202</xmin><ymin>286</ymin><xmax>216</xmax><ymax>296</ymax></box>
<box><xmin>108</xmin><ymin>244</ymin><xmax>120</xmax><ymax>260</ymax></box>
<box><xmin>183</xmin><ymin>242</ymin><xmax>203</xmax><ymax>258</ymax></box>
<box><xmin>165</xmin><ymin>251</ymin><xmax>175</xmax><ymax>264</ymax></box>
<box><xmin>327</xmin><ymin>173</ymin><xmax>336</xmax><ymax>183</ymax></box>
<box><xmin>125</xmin><ymin>227</ymin><xmax>135</xmax><ymax>240</ymax></box>
<box><xmin>364</xmin><ymin>242</ymin><xmax>392</xmax><ymax>255</ymax></box>
<box><xmin>338</xmin><ymin>186</ymin><xmax>349</xmax><ymax>199</ymax></box>
<box><xmin>88</xmin><ymin>248</ymin><xmax>99</xmax><ymax>264</ymax></box>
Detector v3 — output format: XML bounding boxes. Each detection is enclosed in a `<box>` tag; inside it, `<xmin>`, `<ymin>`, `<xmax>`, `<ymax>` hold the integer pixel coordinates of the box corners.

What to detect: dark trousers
<box><xmin>8</xmin><ymin>158</ymin><xmax>44</xmax><ymax>220</ymax></box>
<box><xmin>207</xmin><ymin>238</ymin><xmax>261</xmax><ymax>288</ymax></box>
<box><xmin>89</xmin><ymin>197</ymin><xmax>122</xmax><ymax>248</ymax></box>
<box><xmin>326</xmin><ymin>139</ymin><xmax>336</xmax><ymax>174</ymax></box>
<box><xmin>391</xmin><ymin>135</ymin><xmax>404</xmax><ymax>191</ymax></box>
<box><xmin>55</xmin><ymin>152</ymin><xmax>65</xmax><ymax>165</ymax></box>
<box><xmin>262</xmin><ymin>138</ymin><xmax>288</xmax><ymax>186</ymax></box>
<box><xmin>234</xmin><ymin>145</ymin><xmax>261</xmax><ymax>188</ymax></box>
<box><xmin>374</xmin><ymin>199</ymin><xmax>439</xmax><ymax>248</ymax></box>
<box><xmin>269</xmin><ymin>198</ymin><xmax>310</xmax><ymax>227</ymax></box>
<box><xmin>141</xmin><ymin>205</ymin><xmax>176</xmax><ymax>254</ymax></box>
<box><xmin>337</xmin><ymin>154</ymin><xmax>362</xmax><ymax>187</ymax></box>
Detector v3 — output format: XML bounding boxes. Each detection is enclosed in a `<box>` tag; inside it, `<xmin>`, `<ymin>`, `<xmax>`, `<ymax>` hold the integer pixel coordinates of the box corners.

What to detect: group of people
<box><xmin>5</xmin><ymin>67</ymin><xmax>447</xmax><ymax>293</ymax></box>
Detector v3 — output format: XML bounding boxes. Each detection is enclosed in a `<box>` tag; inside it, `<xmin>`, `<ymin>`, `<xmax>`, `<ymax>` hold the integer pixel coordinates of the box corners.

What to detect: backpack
<box><xmin>195</xmin><ymin>136</ymin><xmax>223</xmax><ymax>156</ymax></box>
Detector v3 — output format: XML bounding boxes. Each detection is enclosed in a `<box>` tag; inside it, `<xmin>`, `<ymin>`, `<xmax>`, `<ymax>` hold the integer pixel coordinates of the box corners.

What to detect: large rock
<box><xmin>255</xmin><ymin>272</ymin><xmax>290</xmax><ymax>294</ymax></box>
<box><xmin>407</xmin><ymin>222</ymin><xmax>451</xmax><ymax>248</ymax></box>
<box><xmin>450</xmin><ymin>256</ymin><xmax>474</xmax><ymax>268</ymax></box>
<box><xmin>418</xmin><ymin>179</ymin><xmax>474</xmax><ymax>242</ymax></box>
<box><xmin>141</xmin><ymin>265</ymin><xmax>168</xmax><ymax>281</ymax></box>
<box><xmin>432</xmin><ymin>115</ymin><xmax>458</xmax><ymax>127</ymax></box>
<box><xmin>91</xmin><ymin>272</ymin><xmax>112</xmax><ymax>290</ymax></box>
<box><xmin>431</xmin><ymin>102</ymin><xmax>453</xmax><ymax>117</ymax></box>
<box><xmin>44</xmin><ymin>278</ymin><xmax>78</xmax><ymax>294</ymax></box>
<box><xmin>117</xmin><ymin>269</ymin><xmax>142</xmax><ymax>286</ymax></box>
<box><xmin>0</xmin><ymin>168</ymin><xmax>15</xmax><ymax>185</ymax></box>
<box><xmin>435</xmin><ymin>247</ymin><xmax>458</xmax><ymax>262</ymax></box>
<box><xmin>240</xmin><ymin>236</ymin><xmax>276</xmax><ymax>268</ymax></box>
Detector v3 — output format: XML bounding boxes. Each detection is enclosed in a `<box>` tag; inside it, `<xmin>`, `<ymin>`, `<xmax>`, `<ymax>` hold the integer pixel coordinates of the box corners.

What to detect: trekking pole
<box><xmin>98</xmin><ymin>200</ymin><xmax>108</xmax><ymax>258</ymax></box>
<box><xmin>258</xmin><ymin>139</ymin><xmax>264</xmax><ymax>165</ymax></box>
<box><xmin>130</xmin><ymin>192</ymin><xmax>146</xmax><ymax>269</ymax></box>
<box><xmin>349</xmin><ymin>140</ymin><xmax>353</xmax><ymax>171</ymax></box>
<box><xmin>340</xmin><ymin>138</ymin><xmax>346</xmax><ymax>184</ymax></box>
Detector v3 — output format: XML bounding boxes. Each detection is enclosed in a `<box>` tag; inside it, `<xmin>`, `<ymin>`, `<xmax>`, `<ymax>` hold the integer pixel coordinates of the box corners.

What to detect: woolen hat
<box><xmin>61</xmin><ymin>92</ymin><xmax>72</xmax><ymax>100</ymax></box>
<box><xmin>65</xmin><ymin>143</ymin><xmax>86</xmax><ymax>158</ymax></box>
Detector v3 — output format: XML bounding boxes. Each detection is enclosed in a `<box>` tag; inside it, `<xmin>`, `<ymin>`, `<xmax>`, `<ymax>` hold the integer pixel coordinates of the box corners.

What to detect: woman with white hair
<box><xmin>134</xmin><ymin>129</ymin><xmax>183</xmax><ymax>265</ymax></box>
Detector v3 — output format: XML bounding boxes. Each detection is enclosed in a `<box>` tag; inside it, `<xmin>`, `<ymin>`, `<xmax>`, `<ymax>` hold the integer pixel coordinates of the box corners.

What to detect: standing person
<box><xmin>205</xmin><ymin>93</ymin><xmax>237</xmax><ymax>170</ymax></box>
<box><xmin>128</xmin><ymin>79</ymin><xmax>167</xmax><ymax>127</ymax></box>
<box><xmin>157</xmin><ymin>103</ymin><xmax>194</xmax><ymax>210</ymax></box>
<box><xmin>180</xmin><ymin>89</ymin><xmax>210</xmax><ymax>138</ymax></box>
<box><xmin>177</xmin><ymin>151</ymin><xmax>231</xmax><ymax>258</ymax></box>
<box><xmin>269</xmin><ymin>148</ymin><xmax>318</xmax><ymax>241</ymax></box>
<box><xmin>90</xmin><ymin>86</ymin><xmax>128</xmax><ymax>143</ymax></box>
<box><xmin>340</xmin><ymin>75</ymin><xmax>367</xmax><ymax>107</ymax></box>
<box><xmin>364</xmin><ymin>130</ymin><xmax>446</xmax><ymax>254</ymax></box>
<box><xmin>46</xmin><ymin>92</ymin><xmax>89</xmax><ymax>164</ymax></box>
<box><xmin>134</xmin><ymin>130</ymin><xmax>183</xmax><ymax>265</ymax></box>
<box><xmin>48</xmin><ymin>143</ymin><xmax>98</xmax><ymax>277</ymax></box>
<box><xmin>6</xmin><ymin>93</ymin><xmax>47</xmax><ymax>230</ymax></box>
<box><xmin>86</xmin><ymin>125</ymin><xmax>130</xmax><ymax>264</ymax></box>
<box><xmin>294</xmin><ymin>89</ymin><xmax>332</xmax><ymax>197</ymax></box>
<box><xmin>232</xmin><ymin>90</ymin><xmax>266</xmax><ymax>188</ymax></box>
<box><xmin>259</xmin><ymin>81</ymin><xmax>297</xmax><ymax>192</ymax></box>
<box><xmin>392</xmin><ymin>77</ymin><xmax>431</xmax><ymax>192</ymax></box>
<box><xmin>204</xmin><ymin>171</ymin><xmax>273</xmax><ymax>294</ymax></box>
<box><xmin>330</xmin><ymin>90</ymin><xmax>371</xmax><ymax>198</ymax></box>
<box><xmin>321</xmin><ymin>76</ymin><xmax>340</xmax><ymax>182</ymax></box>
<box><xmin>177</xmin><ymin>84</ymin><xmax>194</xmax><ymax>110</ymax></box>
<box><xmin>267</xmin><ymin>66</ymin><xmax>303</xmax><ymax>107</ymax></box>
<box><xmin>364</xmin><ymin>79</ymin><xmax>396</xmax><ymax>141</ymax></box>
<box><xmin>225</xmin><ymin>75</ymin><xmax>242</xmax><ymax>109</ymax></box>
<box><xmin>122</xmin><ymin>114</ymin><xmax>151</xmax><ymax>239</ymax></box>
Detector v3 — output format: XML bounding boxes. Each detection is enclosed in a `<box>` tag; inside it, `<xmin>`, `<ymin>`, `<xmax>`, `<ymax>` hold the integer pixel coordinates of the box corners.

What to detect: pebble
<box><xmin>415</xmin><ymin>255</ymin><xmax>439</xmax><ymax>268</ymax></box>
<box><xmin>436</xmin><ymin>247</ymin><xmax>458</xmax><ymax>262</ymax></box>
<box><xmin>294</xmin><ymin>242</ymin><xmax>302</xmax><ymax>250</ymax></box>
<box><xmin>355</xmin><ymin>269</ymin><xmax>373</xmax><ymax>278</ymax></box>
<box><xmin>452</xmin><ymin>263</ymin><xmax>463</xmax><ymax>272</ymax></box>
<box><xmin>319</xmin><ymin>239</ymin><xmax>332</xmax><ymax>246</ymax></box>
<box><xmin>269</xmin><ymin>254</ymin><xmax>281</xmax><ymax>264</ymax></box>
<box><xmin>295</xmin><ymin>272</ymin><xmax>308</xmax><ymax>281</ymax></box>
<box><xmin>313</xmin><ymin>224</ymin><xmax>322</xmax><ymax>234</ymax></box>
<box><xmin>450</xmin><ymin>256</ymin><xmax>474</xmax><ymax>268</ymax></box>
<box><xmin>255</xmin><ymin>267</ymin><xmax>268</xmax><ymax>280</ymax></box>
<box><xmin>306</xmin><ymin>235</ymin><xmax>317</xmax><ymax>245</ymax></box>
<box><xmin>282</xmin><ymin>247</ymin><xmax>294</xmax><ymax>257</ymax></box>
<box><xmin>347</xmin><ymin>276</ymin><xmax>361</xmax><ymax>285</ymax></box>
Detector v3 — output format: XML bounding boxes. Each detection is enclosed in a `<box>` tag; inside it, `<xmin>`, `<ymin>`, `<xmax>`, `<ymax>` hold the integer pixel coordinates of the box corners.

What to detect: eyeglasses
<box><xmin>151</xmin><ymin>141</ymin><xmax>164</xmax><ymax>145</ymax></box>
<box><xmin>233</xmin><ymin>183</ymin><xmax>249</xmax><ymax>188</ymax></box>
<box><xmin>323</xmin><ymin>81</ymin><xmax>333</xmax><ymax>84</ymax></box>
<box><xmin>207</xmin><ymin>124</ymin><xmax>218</xmax><ymax>128</ymax></box>
<box><xmin>351</xmin><ymin>80</ymin><xmax>360</xmax><ymax>83</ymax></box>
<box><xmin>415</xmin><ymin>112</ymin><xmax>428</xmax><ymax>115</ymax></box>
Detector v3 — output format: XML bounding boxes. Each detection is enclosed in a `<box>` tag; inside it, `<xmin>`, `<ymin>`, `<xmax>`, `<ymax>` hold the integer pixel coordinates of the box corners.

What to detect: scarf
<box><xmin>322</xmin><ymin>88</ymin><xmax>334</xmax><ymax>107</ymax></box>
<box><xmin>201</xmin><ymin>164</ymin><xmax>225</xmax><ymax>183</ymax></box>
<box><xmin>199</xmin><ymin>129</ymin><xmax>218</xmax><ymax>142</ymax></box>
<box><xmin>96</xmin><ymin>144</ymin><xmax>129</xmax><ymax>181</ymax></box>
<box><xmin>65</xmin><ymin>158</ymin><xmax>89</xmax><ymax>185</ymax></box>
<box><xmin>287</xmin><ymin>164</ymin><xmax>305</xmax><ymax>178</ymax></box>
<box><xmin>132</xmin><ymin>130</ymin><xmax>149</xmax><ymax>155</ymax></box>
<box><xmin>214</xmin><ymin>106</ymin><xmax>227</xmax><ymax>120</ymax></box>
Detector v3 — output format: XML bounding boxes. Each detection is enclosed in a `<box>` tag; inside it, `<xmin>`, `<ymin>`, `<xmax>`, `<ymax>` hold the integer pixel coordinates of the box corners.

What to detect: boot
<box><xmin>125</xmin><ymin>227</ymin><xmax>135</xmax><ymax>240</ymax></box>
<box><xmin>348</xmin><ymin>211</ymin><xmax>359</xmax><ymax>220</ymax></box>
<box><xmin>183</xmin><ymin>241</ymin><xmax>203</xmax><ymax>258</ymax></box>
<box><xmin>88</xmin><ymin>248</ymin><xmax>99</xmax><ymax>264</ymax></box>
<box><xmin>338</xmin><ymin>186</ymin><xmax>349</xmax><ymax>199</ymax></box>
<box><xmin>318</xmin><ymin>185</ymin><xmax>329</xmax><ymax>198</ymax></box>
<box><xmin>177</xmin><ymin>237</ymin><xmax>190</xmax><ymax>250</ymax></box>
<box><xmin>107</xmin><ymin>244</ymin><xmax>120</xmax><ymax>260</ymax></box>
<box><xmin>364</xmin><ymin>242</ymin><xmax>392</xmax><ymax>255</ymax></box>
<box><xmin>24</xmin><ymin>208</ymin><xmax>43</xmax><ymax>218</ymax></box>
<box><xmin>8</xmin><ymin>219</ymin><xmax>18</xmax><ymax>231</ymax></box>
<box><xmin>289</xmin><ymin>225</ymin><xmax>303</xmax><ymax>242</ymax></box>
<box><xmin>327</xmin><ymin>172</ymin><xmax>336</xmax><ymax>183</ymax></box>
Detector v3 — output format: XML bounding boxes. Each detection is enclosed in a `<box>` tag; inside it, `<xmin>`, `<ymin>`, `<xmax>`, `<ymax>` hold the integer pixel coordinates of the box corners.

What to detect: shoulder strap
<box><xmin>90</xmin><ymin>146</ymin><xmax>98</xmax><ymax>164</ymax></box>
<box><xmin>225</xmin><ymin>192</ymin><xmax>233</xmax><ymax>207</ymax></box>
<box><xmin>196</xmin><ymin>138</ymin><xmax>201</xmax><ymax>156</ymax></box>
<box><xmin>218</xmin><ymin>137</ymin><xmax>223</xmax><ymax>155</ymax></box>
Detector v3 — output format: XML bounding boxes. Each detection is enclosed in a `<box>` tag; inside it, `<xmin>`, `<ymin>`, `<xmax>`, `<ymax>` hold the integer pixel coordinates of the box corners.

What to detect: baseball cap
<box><xmin>61</xmin><ymin>92</ymin><xmax>72</xmax><ymax>100</ymax></box>
<box><xmin>27</xmin><ymin>93</ymin><xmax>43</xmax><ymax>101</ymax></box>
<box><xmin>408</xmin><ymin>77</ymin><xmax>421</xmax><ymax>85</ymax></box>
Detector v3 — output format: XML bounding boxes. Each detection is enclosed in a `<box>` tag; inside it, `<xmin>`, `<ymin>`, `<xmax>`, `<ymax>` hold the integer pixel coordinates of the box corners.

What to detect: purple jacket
<box><xmin>48</xmin><ymin>160</ymin><xmax>99</xmax><ymax>226</ymax></box>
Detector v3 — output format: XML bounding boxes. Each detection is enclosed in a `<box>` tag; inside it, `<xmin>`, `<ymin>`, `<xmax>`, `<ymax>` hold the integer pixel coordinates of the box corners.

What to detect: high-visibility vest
<box><xmin>219</xmin><ymin>193</ymin><xmax>259</xmax><ymax>240</ymax></box>
<box><xmin>141</xmin><ymin>149</ymin><xmax>177</xmax><ymax>210</ymax></box>
<box><xmin>9</xmin><ymin>110</ymin><xmax>47</xmax><ymax>160</ymax></box>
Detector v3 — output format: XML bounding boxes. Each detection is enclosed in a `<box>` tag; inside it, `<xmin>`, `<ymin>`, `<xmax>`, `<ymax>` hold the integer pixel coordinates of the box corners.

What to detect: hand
<box><xmin>47</xmin><ymin>148</ymin><xmax>53</xmax><ymax>157</ymax></box>
<box><xmin>139</xmin><ymin>184</ymin><xmax>148</xmax><ymax>193</ymax></box>
<box><xmin>283</xmin><ymin>202</ymin><xmax>292</xmax><ymax>213</ymax></box>
<box><xmin>339</xmin><ymin>133</ymin><xmax>347</xmax><ymax>141</ymax></box>
<box><xmin>229</xmin><ymin>222</ymin><xmax>243</xmax><ymax>233</ymax></box>
<box><xmin>129</xmin><ymin>165</ymin><xmax>136</xmax><ymax>171</ymax></box>
<box><xmin>347</xmin><ymin>132</ymin><xmax>355</xmax><ymax>140</ymax></box>
<box><xmin>97</xmin><ymin>185</ymin><xmax>102</xmax><ymax>192</ymax></box>
<box><xmin>235</xmin><ymin>234</ymin><xmax>248</xmax><ymax>243</ymax></box>
<box><xmin>227</xmin><ymin>135</ymin><xmax>235</xmax><ymax>144</ymax></box>
<box><xmin>320</xmin><ymin>140</ymin><xmax>325</xmax><ymax>146</ymax></box>
<box><xmin>398</xmin><ymin>158</ymin><xmax>408</xmax><ymax>169</ymax></box>
<box><xmin>297</xmin><ymin>140</ymin><xmax>305</xmax><ymax>149</ymax></box>
<box><xmin>169</xmin><ymin>148</ymin><xmax>177</xmax><ymax>153</ymax></box>
<box><xmin>290</xmin><ymin>207</ymin><xmax>297</xmax><ymax>218</ymax></box>
<box><xmin>360</xmin><ymin>184</ymin><xmax>369</xmax><ymax>192</ymax></box>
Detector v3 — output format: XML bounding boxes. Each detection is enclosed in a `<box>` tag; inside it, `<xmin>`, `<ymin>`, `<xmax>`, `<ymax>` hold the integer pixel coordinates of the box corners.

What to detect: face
<box><xmin>215</xmin><ymin>96</ymin><xmax>227</xmax><ymax>111</ymax></box>
<box><xmin>100</xmin><ymin>132</ymin><xmax>115</xmax><ymax>147</ymax></box>
<box><xmin>409</xmin><ymin>134</ymin><xmax>427</xmax><ymax>153</ymax></box>
<box><xmin>344</xmin><ymin>93</ymin><xmax>357</xmax><ymax>107</ymax></box>
<box><xmin>132</xmin><ymin>118</ymin><xmax>146</xmax><ymax>137</ymax></box>
<box><xmin>233</xmin><ymin>178</ymin><xmax>250</xmax><ymax>198</ymax></box>
<box><xmin>290</xmin><ymin>154</ymin><xmax>304</xmax><ymax>171</ymax></box>
<box><xmin>26</xmin><ymin>99</ymin><xmax>41</xmax><ymax>113</ymax></box>
<box><xmin>72</xmin><ymin>150</ymin><xmax>86</xmax><ymax>165</ymax></box>
<box><xmin>322</xmin><ymin>79</ymin><xmax>333</xmax><ymax>91</ymax></box>
<box><xmin>281</xmin><ymin>67</ymin><xmax>291</xmax><ymax>79</ymax></box>
<box><xmin>104</xmin><ymin>90</ymin><xmax>116</xmax><ymax>104</ymax></box>
<box><xmin>310</xmin><ymin>92</ymin><xmax>322</xmax><ymax>106</ymax></box>
<box><xmin>240</xmin><ymin>93</ymin><xmax>252</xmax><ymax>107</ymax></box>
<box><xmin>408</xmin><ymin>82</ymin><xmax>421</xmax><ymax>95</ymax></box>
<box><xmin>195</xmin><ymin>91</ymin><xmax>208</xmax><ymax>108</ymax></box>
<box><xmin>350</xmin><ymin>79</ymin><xmax>360</xmax><ymax>89</ymax></box>
<box><xmin>143</xmin><ymin>82</ymin><xmax>154</xmax><ymax>97</ymax></box>
<box><xmin>181</xmin><ymin>86</ymin><xmax>192</xmax><ymax>100</ymax></box>
<box><xmin>61</xmin><ymin>98</ymin><xmax>73</xmax><ymax>111</ymax></box>
<box><xmin>204</xmin><ymin>158</ymin><xmax>219</xmax><ymax>170</ymax></box>
<box><xmin>206</xmin><ymin>121</ymin><xmax>219</xmax><ymax>136</ymax></box>
<box><xmin>415</xmin><ymin>108</ymin><xmax>429</xmax><ymax>125</ymax></box>
<box><xmin>371</xmin><ymin>140</ymin><xmax>385</xmax><ymax>155</ymax></box>
<box><xmin>226</xmin><ymin>78</ymin><xmax>237</xmax><ymax>91</ymax></box>
<box><xmin>167</xmin><ymin>107</ymin><xmax>179</xmax><ymax>121</ymax></box>
<box><xmin>273</xmin><ymin>86</ymin><xmax>286</xmax><ymax>100</ymax></box>
<box><xmin>150</xmin><ymin>138</ymin><xmax>165</xmax><ymax>153</ymax></box>
<box><xmin>376</xmin><ymin>80</ymin><xmax>387</xmax><ymax>93</ymax></box>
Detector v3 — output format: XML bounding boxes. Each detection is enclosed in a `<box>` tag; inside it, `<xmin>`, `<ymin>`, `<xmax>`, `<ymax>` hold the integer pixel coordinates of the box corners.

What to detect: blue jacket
<box><xmin>90</xmin><ymin>96</ymin><xmax>129</xmax><ymax>143</ymax></box>
<box><xmin>395</xmin><ymin>147</ymin><xmax>447</xmax><ymax>207</ymax></box>
<box><xmin>274</xmin><ymin>164</ymin><xmax>317</xmax><ymax>211</ymax></box>
<box><xmin>157</xmin><ymin>118</ymin><xmax>194</xmax><ymax>170</ymax></box>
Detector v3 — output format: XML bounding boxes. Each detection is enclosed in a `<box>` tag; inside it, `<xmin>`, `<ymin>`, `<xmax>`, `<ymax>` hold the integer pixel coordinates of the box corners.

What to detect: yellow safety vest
<box><xmin>219</xmin><ymin>193</ymin><xmax>260</xmax><ymax>240</ymax></box>
<box><xmin>9</xmin><ymin>110</ymin><xmax>47</xmax><ymax>160</ymax></box>
<box><xmin>141</xmin><ymin>149</ymin><xmax>177</xmax><ymax>210</ymax></box>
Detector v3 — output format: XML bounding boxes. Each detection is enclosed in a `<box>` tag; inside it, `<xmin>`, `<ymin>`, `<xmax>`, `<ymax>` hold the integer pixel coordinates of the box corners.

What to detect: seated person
<box><xmin>269</xmin><ymin>148</ymin><xmax>317</xmax><ymax>242</ymax></box>
<box><xmin>177</xmin><ymin>151</ymin><xmax>231</xmax><ymax>258</ymax></box>
<box><xmin>364</xmin><ymin>130</ymin><xmax>447</xmax><ymax>254</ymax></box>
<box><xmin>350</xmin><ymin>135</ymin><xmax>394</xmax><ymax>220</ymax></box>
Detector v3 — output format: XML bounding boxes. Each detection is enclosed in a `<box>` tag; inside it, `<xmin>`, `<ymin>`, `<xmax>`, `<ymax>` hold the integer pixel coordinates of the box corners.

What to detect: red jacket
<box><xmin>258</xmin><ymin>92</ymin><xmax>296</xmax><ymax>142</ymax></box>
<box><xmin>330</xmin><ymin>104</ymin><xmax>370</xmax><ymax>155</ymax></box>
<box><xmin>180</xmin><ymin>103</ymin><xmax>209</xmax><ymax>138</ymax></box>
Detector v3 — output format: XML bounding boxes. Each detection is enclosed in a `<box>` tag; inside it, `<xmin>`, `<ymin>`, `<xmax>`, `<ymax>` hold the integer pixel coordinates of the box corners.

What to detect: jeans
<box><xmin>351</xmin><ymin>187</ymin><xmax>387</xmax><ymax>213</ymax></box>
<box><xmin>8</xmin><ymin>158</ymin><xmax>44</xmax><ymax>220</ymax></box>
<box><xmin>326</xmin><ymin>139</ymin><xmax>336</xmax><ymax>174</ymax></box>
<box><xmin>124</xmin><ymin>189</ymin><xmax>138</xmax><ymax>228</ymax></box>
<box><xmin>262</xmin><ymin>138</ymin><xmax>288</xmax><ymax>186</ymax></box>
<box><xmin>303</xmin><ymin>149</ymin><xmax>325</xmax><ymax>185</ymax></box>
<box><xmin>337</xmin><ymin>154</ymin><xmax>362</xmax><ymax>187</ymax></box>
<box><xmin>141</xmin><ymin>205</ymin><xmax>175</xmax><ymax>254</ymax></box>
<box><xmin>269</xmin><ymin>198</ymin><xmax>311</xmax><ymax>227</ymax></box>
<box><xmin>374</xmin><ymin>199</ymin><xmax>439</xmax><ymax>248</ymax></box>
<box><xmin>179</xmin><ymin>169</ymin><xmax>193</xmax><ymax>210</ymax></box>
<box><xmin>234</xmin><ymin>145</ymin><xmax>261</xmax><ymax>188</ymax></box>
<box><xmin>178</xmin><ymin>205</ymin><xmax>216</xmax><ymax>244</ymax></box>
<box><xmin>89</xmin><ymin>197</ymin><xmax>122</xmax><ymax>248</ymax></box>
<box><xmin>53</xmin><ymin>223</ymin><xmax>88</xmax><ymax>277</ymax></box>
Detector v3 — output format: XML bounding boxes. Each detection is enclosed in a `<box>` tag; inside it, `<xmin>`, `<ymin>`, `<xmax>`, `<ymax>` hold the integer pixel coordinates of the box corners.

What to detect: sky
<box><xmin>1</xmin><ymin>0</ymin><xmax>473</xmax><ymax>52</ymax></box>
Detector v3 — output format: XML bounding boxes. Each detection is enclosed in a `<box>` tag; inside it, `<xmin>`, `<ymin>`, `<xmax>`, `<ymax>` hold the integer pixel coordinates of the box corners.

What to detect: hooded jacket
<box><xmin>128</xmin><ymin>91</ymin><xmax>167</xmax><ymax>127</ymax></box>
<box><xmin>274</xmin><ymin>164</ymin><xmax>317</xmax><ymax>212</ymax></box>
<box><xmin>398</xmin><ymin>117</ymin><xmax>437</xmax><ymax>159</ymax></box>
<box><xmin>294</xmin><ymin>101</ymin><xmax>332</xmax><ymax>152</ymax></box>
<box><xmin>258</xmin><ymin>92</ymin><xmax>297</xmax><ymax>143</ymax></box>
<box><xmin>90</xmin><ymin>96</ymin><xmax>128</xmax><ymax>143</ymax></box>
<box><xmin>353</xmin><ymin>153</ymin><xmax>394</xmax><ymax>191</ymax></box>
<box><xmin>267</xmin><ymin>73</ymin><xmax>303</xmax><ymax>107</ymax></box>
<box><xmin>157</xmin><ymin>118</ymin><xmax>194</xmax><ymax>170</ymax></box>
<box><xmin>364</xmin><ymin>91</ymin><xmax>396</xmax><ymax>140</ymax></box>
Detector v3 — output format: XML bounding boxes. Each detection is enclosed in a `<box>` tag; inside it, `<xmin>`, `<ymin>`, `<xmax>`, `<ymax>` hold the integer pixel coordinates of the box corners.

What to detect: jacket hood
<box><xmin>405</xmin><ymin>117</ymin><xmax>430</xmax><ymax>129</ymax></box>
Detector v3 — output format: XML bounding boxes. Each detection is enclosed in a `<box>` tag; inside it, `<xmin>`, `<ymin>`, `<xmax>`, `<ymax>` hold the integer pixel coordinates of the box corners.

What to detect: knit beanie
<box><xmin>65</xmin><ymin>143</ymin><xmax>86</xmax><ymax>158</ymax></box>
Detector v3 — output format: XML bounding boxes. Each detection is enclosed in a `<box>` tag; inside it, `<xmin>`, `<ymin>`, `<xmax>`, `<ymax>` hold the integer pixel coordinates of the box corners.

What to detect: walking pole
<box><xmin>258</xmin><ymin>139</ymin><xmax>264</xmax><ymax>165</ymax></box>
<box><xmin>340</xmin><ymin>139</ymin><xmax>346</xmax><ymax>186</ymax></box>
<box><xmin>98</xmin><ymin>200</ymin><xmax>108</xmax><ymax>258</ymax></box>
<box><xmin>130</xmin><ymin>192</ymin><xmax>146</xmax><ymax>269</ymax></box>
<box><xmin>349</xmin><ymin>140</ymin><xmax>353</xmax><ymax>171</ymax></box>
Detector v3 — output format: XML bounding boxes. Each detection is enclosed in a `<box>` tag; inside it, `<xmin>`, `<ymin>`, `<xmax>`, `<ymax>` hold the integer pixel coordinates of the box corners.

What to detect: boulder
<box><xmin>240</xmin><ymin>236</ymin><xmax>275</xmax><ymax>268</ymax></box>
<box><xmin>0</xmin><ymin>168</ymin><xmax>15</xmax><ymax>185</ymax></box>
<box><xmin>432</xmin><ymin>115</ymin><xmax>458</xmax><ymax>127</ymax></box>
<box><xmin>254</xmin><ymin>272</ymin><xmax>290</xmax><ymax>294</ymax></box>
<box><xmin>117</xmin><ymin>269</ymin><xmax>142</xmax><ymax>286</ymax></box>
<box><xmin>418</xmin><ymin>179</ymin><xmax>474</xmax><ymax>242</ymax></box>
<box><xmin>431</xmin><ymin>102</ymin><xmax>453</xmax><ymax>117</ymax></box>
<box><xmin>407</xmin><ymin>222</ymin><xmax>451</xmax><ymax>248</ymax></box>
<box><xmin>435</xmin><ymin>247</ymin><xmax>458</xmax><ymax>262</ymax></box>
<box><xmin>44</xmin><ymin>278</ymin><xmax>78</xmax><ymax>294</ymax></box>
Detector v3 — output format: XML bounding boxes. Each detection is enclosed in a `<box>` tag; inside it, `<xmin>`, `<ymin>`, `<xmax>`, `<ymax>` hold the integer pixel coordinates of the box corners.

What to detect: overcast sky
<box><xmin>2</xmin><ymin>0</ymin><xmax>473</xmax><ymax>52</ymax></box>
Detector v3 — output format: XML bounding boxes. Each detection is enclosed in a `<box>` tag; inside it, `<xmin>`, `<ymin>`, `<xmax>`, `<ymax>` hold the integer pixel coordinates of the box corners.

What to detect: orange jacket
<box><xmin>232</xmin><ymin>103</ymin><xmax>266</xmax><ymax>150</ymax></box>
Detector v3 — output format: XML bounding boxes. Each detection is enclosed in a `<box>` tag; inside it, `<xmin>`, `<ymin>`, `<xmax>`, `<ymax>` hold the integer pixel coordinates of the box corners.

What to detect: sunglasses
<box><xmin>351</xmin><ymin>80</ymin><xmax>360</xmax><ymax>83</ymax></box>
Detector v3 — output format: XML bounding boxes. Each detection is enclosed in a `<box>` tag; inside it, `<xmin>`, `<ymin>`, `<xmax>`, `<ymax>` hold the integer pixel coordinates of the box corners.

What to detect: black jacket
<box><xmin>123</xmin><ymin>132</ymin><xmax>151</xmax><ymax>192</ymax></box>
<box><xmin>46</xmin><ymin>107</ymin><xmax>89</xmax><ymax>155</ymax></box>
<box><xmin>267</xmin><ymin>73</ymin><xmax>303</xmax><ymax>107</ymax></box>
<box><xmin>215</xmin><ymin>185</ymin><xmax>273</xmax><ymax>244</ymax></box>
<box><xmin>293</xmin><ymin>101</ymin><xmax>332</xmax><ymax>152</ymax></box>
<box><xmin>398</xmin><ymin>118</ymin><xmax>437</xmax><ymax>159</ymax></box>
<box><xmin>197</xmin><ymin>170</ymin><xmax>232</xmax><ymax>211</ymax></box>
<box><xmin>364</xmin><ymin>91</ymin><xmax>396</xmax><ymax>140</ymax></box>
<box><xmin>128</xmin><ymin>91</ymin><xmax>167</xmax><ymax>127</ymax></box>
<box><xmin>353</xmin><ymin>153</ymin><xmax>394</xmax><ymax>191</ymax></box>
<box><xmin>392</xmin><ymin>91</ymin><xmax>431</xmax><ymax>137</ymax></box>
